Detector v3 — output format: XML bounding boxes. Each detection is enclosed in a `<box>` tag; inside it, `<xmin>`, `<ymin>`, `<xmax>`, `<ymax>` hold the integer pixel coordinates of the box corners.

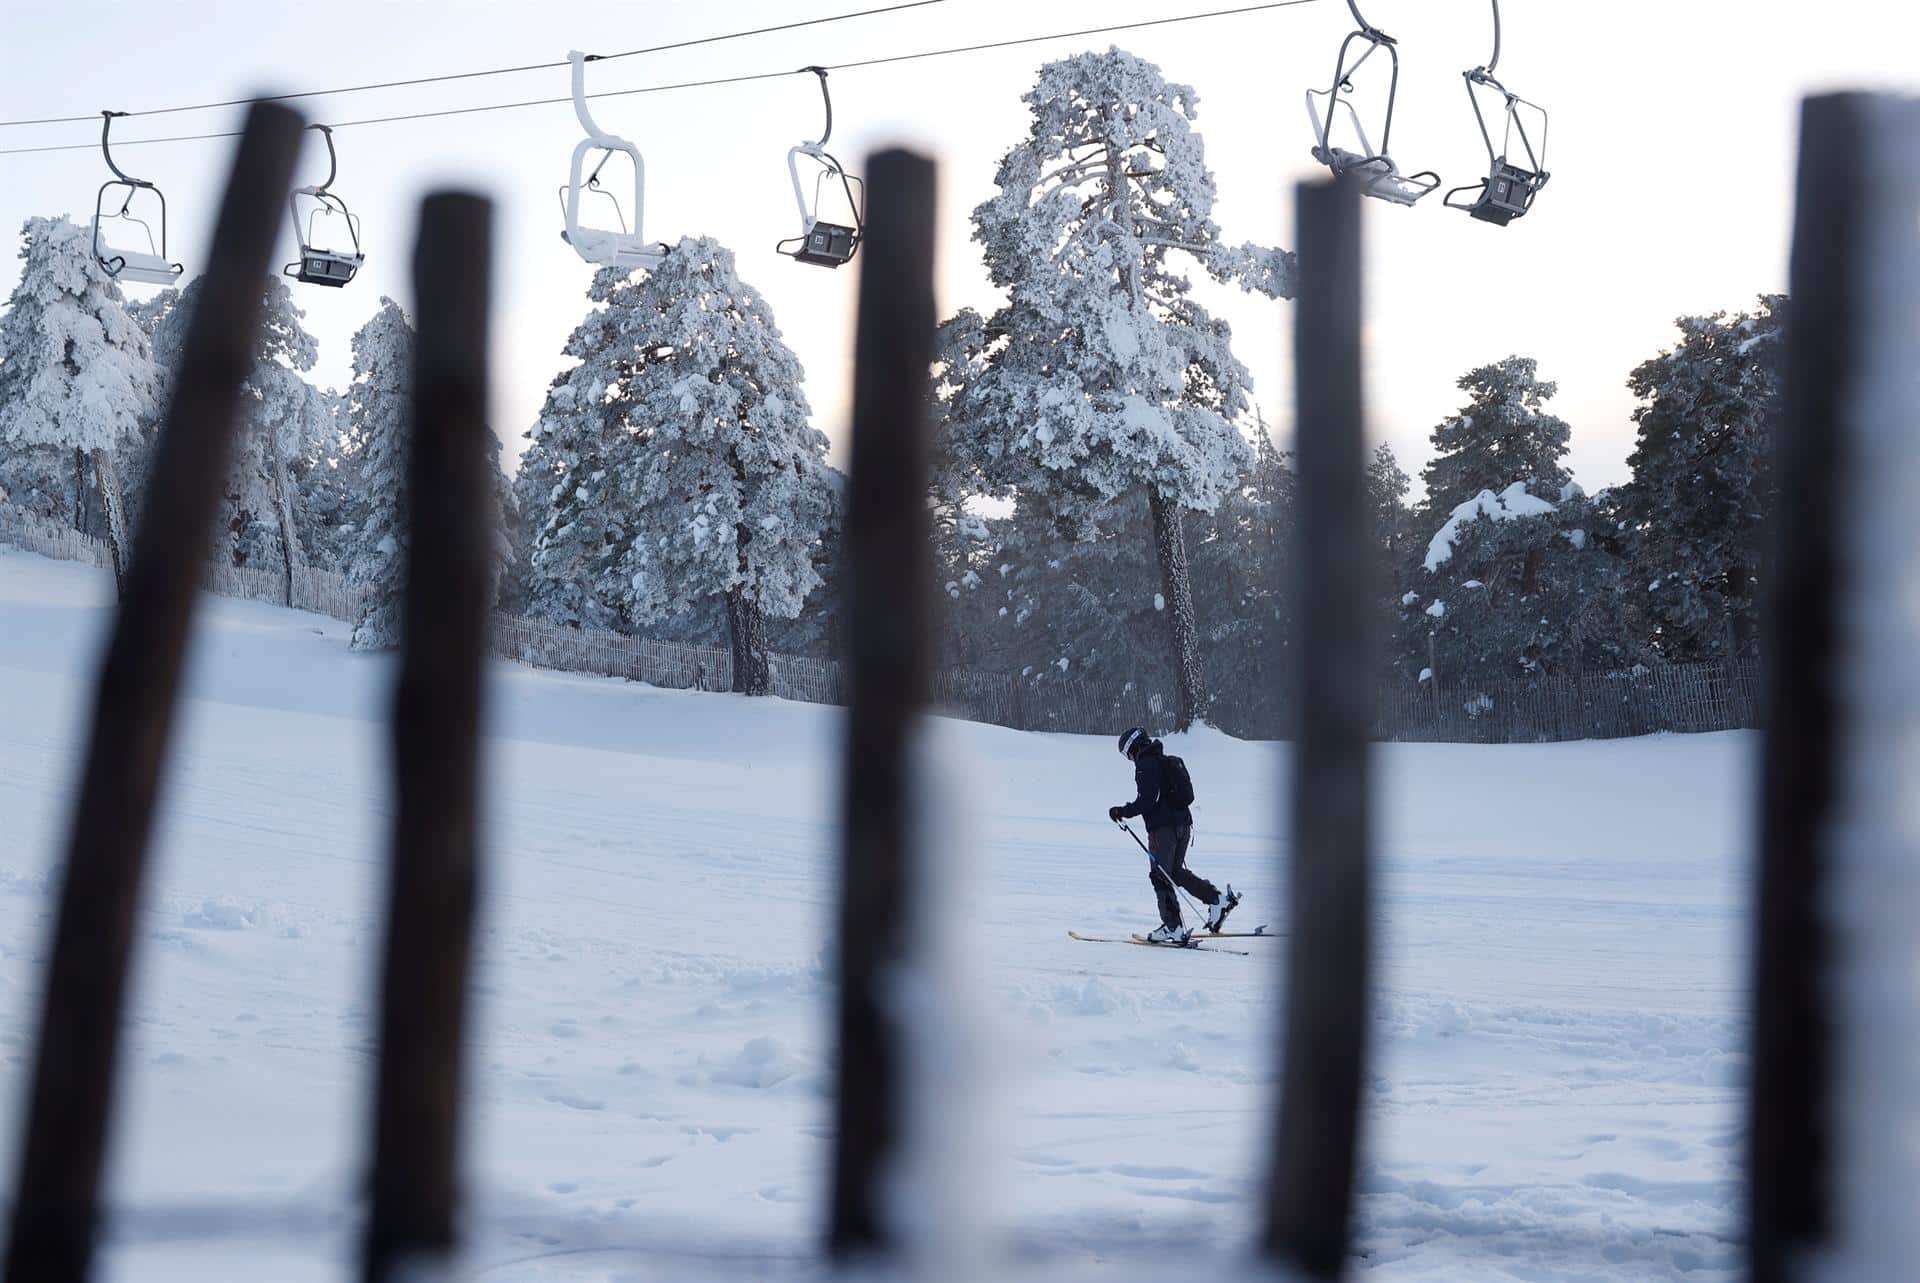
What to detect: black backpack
<box><xmin>1162</xmin><ymin>753</ymin><xmax>1196</xmax><ymax>808</ymax></box>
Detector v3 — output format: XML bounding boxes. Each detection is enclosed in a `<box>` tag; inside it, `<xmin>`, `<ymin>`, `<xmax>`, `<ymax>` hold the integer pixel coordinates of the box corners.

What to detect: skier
<box><xmin>1108</xmin><ymin>726</ymin><xmax>1240</xmax><ymax>944</ymax></box>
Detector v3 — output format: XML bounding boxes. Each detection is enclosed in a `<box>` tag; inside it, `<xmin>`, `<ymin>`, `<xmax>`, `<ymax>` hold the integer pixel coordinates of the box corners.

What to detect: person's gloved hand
<box><xmin>1108</xmin><ymin>805</ymin><xmax>1125</xmax><ymax>823</ymax></box>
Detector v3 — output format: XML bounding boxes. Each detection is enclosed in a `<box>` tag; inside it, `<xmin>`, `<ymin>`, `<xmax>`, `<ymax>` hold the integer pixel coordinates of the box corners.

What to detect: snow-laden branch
<box><xmin>1039</xmin><ymin>158</ymin><xmax>1108</xmax><ymax>189</ymax></box>
<box><xmin>1208</xmin><ymin>242</ymin><xmax>1299</xmax><ymax>301</ymax></box>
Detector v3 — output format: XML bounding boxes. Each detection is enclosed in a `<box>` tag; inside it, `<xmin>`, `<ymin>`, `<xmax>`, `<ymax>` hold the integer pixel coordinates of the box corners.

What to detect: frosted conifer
<box><xmin>1419</xmin><ymin>356</ymin><xmax>1573</xmax><ymax>524</ymax></box>
<box><xmin>515</xmin><ymin>268</ymin><xmax>638</xmax><ymax>632</ymax></box>
<box><xmin>606</xmin><ymin>239</ymin><xmax>831</xmax><ymax>691</ymax></box>
<box><xmin>937</xmin><ymin>48</ymin><xmax>1295</xmax><ymax>729</ymax></box>
<box><xmin>346</xmin><ymin>298</ymin><xmax>414</xmax><ymax>651</ymax></box>
<box><xmin>145</xmin><ymin>276</ymin><xmax>332</xmax><ymax>597</ymax></box>
<box><xmin>0</xmin><ymin>216</ymin><xmax>163</xmax><ymax>593</ymax></box>
<box><xmin>1618</xmin><ymin>297</ymin><xmax>1781</xmax><ymax>660</ymax></box>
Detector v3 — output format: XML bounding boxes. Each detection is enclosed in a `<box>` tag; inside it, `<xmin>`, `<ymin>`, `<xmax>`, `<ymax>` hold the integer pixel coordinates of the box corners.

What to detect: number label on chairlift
<box><xmin>796</xmin><ymin>222</ymin><xmax>858</xmax><ymax>268</ymax></box>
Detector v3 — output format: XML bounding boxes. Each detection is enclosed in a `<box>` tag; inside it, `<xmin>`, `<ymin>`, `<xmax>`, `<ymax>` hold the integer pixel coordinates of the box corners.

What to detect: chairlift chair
<box><xmin>92</xmin><ymin>111</ymin><xmax>183</xmax><ymax>286</ymax></box>
<box><xmin>1443</xmin><ymin>2</ymin><xmax>1549</xmax><ymax>226</ymax></box>
<box><xmin>559</xmin><ymin>50</ymin><xmax>668</xmax><ymax>272</ymax></box>
<box><xmin>777</xmin><ymin>67</ymin><xmax>865</xmax><ymax>268</ymax></box>
<box><xmin>285</xmin><ymin>125</ymin><xmax>365</xmax><ymax>287</ymax></box>
<box><xmin>1305</xmin><ymin>1</ymin><xmax>1441</xmax><ymax>206</ymax></box>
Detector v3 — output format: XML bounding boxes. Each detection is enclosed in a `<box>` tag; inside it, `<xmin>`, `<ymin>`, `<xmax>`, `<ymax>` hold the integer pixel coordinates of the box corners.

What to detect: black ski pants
<box><xmin>1148</xmin><ymin>823</ymin><xmax>1218</xmax><ymax>928</ymax></box>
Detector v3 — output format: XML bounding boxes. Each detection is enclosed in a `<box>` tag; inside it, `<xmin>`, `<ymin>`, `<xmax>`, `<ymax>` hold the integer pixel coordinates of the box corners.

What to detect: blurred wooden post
<box><xmin>828</xmin><ymin>147</ymin><xmax>939</xmax><ymax>1262</ymax></box>
<box><xmin>1</xmin><ymin>102</ymin><xmax>303</xmax><ymax>1283</ymax></box>
<box><xmin>361</xmin><ymin>192</ymin><xmax>494</xmax><ymax>1283</ymax></box>
<box><xmin>1746</xmin><ymin>94</ymin><xmax>1872</xmax><ymax>1283</ymax></box>
<box><xmin>1263</xmin><ymin>175</ymin><xmax>1374</xmax><ymax>1281</ymax></box>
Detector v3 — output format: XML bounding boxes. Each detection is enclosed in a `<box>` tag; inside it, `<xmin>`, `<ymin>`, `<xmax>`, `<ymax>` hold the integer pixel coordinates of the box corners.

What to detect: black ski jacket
<box><xmin>1117</xmin><ymin>739</ymin><xmax>1193</xmax><ymax>834</ymax></box>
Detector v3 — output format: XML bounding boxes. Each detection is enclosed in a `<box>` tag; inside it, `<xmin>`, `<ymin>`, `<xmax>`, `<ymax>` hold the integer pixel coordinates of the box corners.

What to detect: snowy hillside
<box><xmin>0</xmin><ymin>546</ymin><xmax>1751</xmax><ymax>1281</ymax></box>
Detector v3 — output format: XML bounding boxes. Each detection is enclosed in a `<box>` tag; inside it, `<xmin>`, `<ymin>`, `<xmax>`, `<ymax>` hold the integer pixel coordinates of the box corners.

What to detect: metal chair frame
<box><xmin>92</xmin><ymin>111</ymin><xmax>184</xmax><ymax>286</ymax></box>
<box><xmin>1443</xmin><ymin>0</ymin><xmax>1551</xmax><ymax>225</ymax></box>
<box><xmin>286</xmin><ymin>124</ymin><xmax>366</xmax><ymax>286</ymax></box>
<box><xmin>1304</xmin><ymin>1</ymin><xmax>1441</xmax><ymax>206</ymax></box>
<box><xmin>560</xmin><ymin>50</ymin><xmax>668</xmax><ymax>272</ymax></box>
<box><xmin>778</xmin><ymin>67</ymin><xmax>866</xmax><ymax>268</ymax></box>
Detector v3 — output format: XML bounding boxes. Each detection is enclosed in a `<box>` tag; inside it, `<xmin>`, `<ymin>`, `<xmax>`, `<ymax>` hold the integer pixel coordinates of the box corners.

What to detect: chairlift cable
<box><xmin>0</xmin><ymin>0</ymin><xmax>953</xmax><ymax>128</ymax></box>
<box><xmin>0</xmin><ymin>0</ymin><xmax>1325</xmax><ymax>157</ymax></box>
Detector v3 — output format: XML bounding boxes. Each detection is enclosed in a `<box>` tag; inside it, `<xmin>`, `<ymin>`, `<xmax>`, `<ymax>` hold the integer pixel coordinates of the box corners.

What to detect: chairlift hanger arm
<box><xmin>302</xmin><ymin>123</ymin><xmax>340</xmax><ymax>196</ymax></box>
<box><xmin>569</xmin><ymin>50</ymin><xmax>625</xmax><ymax>148</ymax></box>
<box><xmin>1344</xmin><ymin>0</ymin><xmax>1394</xmax><ymax>44</ymax></box>
<box><xmin>801</xmin><ymin>65</ymin><xmax>833</xmax><ymax>149</ymax></box>
<box><xmin>98</xmin><ymin>111</ymin><xmax>149</xmax><ymax>187</ymax></box>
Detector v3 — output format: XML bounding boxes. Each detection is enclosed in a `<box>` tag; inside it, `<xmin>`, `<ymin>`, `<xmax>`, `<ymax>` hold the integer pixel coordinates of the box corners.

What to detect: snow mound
<box><xmin>681</xmin><ymin>1036</ymin><xmax>817</xmax><ymax>1092</ymax></box>
<box><xmin>1425</xmin><ymin>481</ymin><xmax>1559</xmax><ymax>572</ymax></box>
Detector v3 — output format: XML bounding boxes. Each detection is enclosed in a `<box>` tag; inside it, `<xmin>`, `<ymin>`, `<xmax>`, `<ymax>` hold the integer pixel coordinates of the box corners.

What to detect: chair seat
<box><xmin>295</xmin><ymin>251</ymin><xmax>363</xmax><ymax>287</ymax></box>
<box><xmin>791</xmin><ymin>221</ymin><xmax>858</xmax><ymax>268</ymax></box>
<box><xmin>101</xmin><ymin>248</ymin><xmax>181</xmax><ymax>286</ymax></box>
<box><xmin>563</xmin><ymin>226</ymin><xmax>665</xmax><ymax>270</ymax></box>
<box><xmin>1323</xmin><ymin>149</ymin><xmax>1435</xmax><ymax>206</ymax></box>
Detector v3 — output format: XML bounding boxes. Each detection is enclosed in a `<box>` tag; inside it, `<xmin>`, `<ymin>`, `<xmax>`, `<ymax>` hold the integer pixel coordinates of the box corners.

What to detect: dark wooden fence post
<box><xmin>1263</xmin><ymin>175</ymin><xmax>1374</xmax><ymax>1281</ymax></box>
<box><xmin>361</xmin><ymin>192</ymin><xmax>494</xmax><ymax>1283</ymax></box>
<box><xmin>1745</xmin><ymin>93</ymin><xmax>1878</xmax><ymax>1283</ymax></box>
<box><xmin>827</xmin><ymin>147</ymin><xmax>939</xmax><ymax>1263</ymax></box>
<box><xmin>2</xmin><ymin>102</ymin><xmax>303</xmax><ymax>1283</ymax></box>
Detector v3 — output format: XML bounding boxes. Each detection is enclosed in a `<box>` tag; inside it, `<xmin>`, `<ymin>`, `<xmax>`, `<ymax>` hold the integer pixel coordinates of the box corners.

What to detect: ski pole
<box><xmin>1115</xmin><ymin>819</ymin><xmax>1211</xmax><ymax>922</ymax></box>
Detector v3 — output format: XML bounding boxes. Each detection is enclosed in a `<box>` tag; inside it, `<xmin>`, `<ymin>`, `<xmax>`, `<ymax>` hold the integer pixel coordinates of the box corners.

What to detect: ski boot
<box><xmin>1204</xmin><ymin>886</ymin><xmax>1242</xmax><ymax>934</ymax></box>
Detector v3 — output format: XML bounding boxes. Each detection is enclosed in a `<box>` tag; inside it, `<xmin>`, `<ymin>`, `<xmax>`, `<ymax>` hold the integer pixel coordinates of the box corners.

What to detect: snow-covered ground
<box><xmin>0</xmin><ymin>546</ymin><xmax>1751</xmax><ymax>1281</ymax></box>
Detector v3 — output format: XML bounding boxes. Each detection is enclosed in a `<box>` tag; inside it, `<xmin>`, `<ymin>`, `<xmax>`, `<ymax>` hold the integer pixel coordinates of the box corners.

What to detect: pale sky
<box><xmin>3</xmin><ymin>0</ymin><xmax>1916</xmax><ymax>494</ymax></box>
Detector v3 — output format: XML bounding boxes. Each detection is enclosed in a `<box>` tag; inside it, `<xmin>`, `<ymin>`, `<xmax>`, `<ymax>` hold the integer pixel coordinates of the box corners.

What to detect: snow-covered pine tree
<box><xmin>1418</xmin><ymin>356</ymin><xmax>1572</xmax><ymax>526</ymax></box>
<box><xmin>1188</xmin><ymin>413</ymin><xmax>1297</xmax><ymax>735</ymax></box>
<box><xmin>1366</xmin><ymin>441</ymin><xmax>1412</xmax><ymax>558</ymax></box>
<box><xmin>1617</xmin><ymin>296</ymin><xmax>1782</xmax><ymax>661</ymax></box>
<box><xmin>143</xmin><ymin>276</ymin><xmax>332</xmax><ymax>598</ymax></box>
<box><xmin>0</xmin><ymin>216</ymin><xmax>163</xmax><ymax>592</ymax></box>
<box><xmin>288</xmin><ymin>387</ymin><xmax>363</xmax><ymax>571</ymax></box>
<box><xmin>346</xmin><ymin>297</ymin><xmax>414</xmax><ymax>651</ymax></box>
<box><xmin>514</xmin><ymin>268</ymin><xmax>639</xmax><ymax>632</ymax></box>
<box><xmin>970</xmin><ymin>490</ymin><xmax>1176</xmax><ymax>709</ymax></box>
<box><xmin>0</xmin><ymin>440</ymin><xmax>81</xmax><ymax>526</ymax></box>
<box><xmin>939</xmin><ymin>47</ymin><xmax>1297</xmax><ymax>730</ymax></box>
<box><xmin>1400</xmin><ymin>479</ymin><xmax>1631</xmax><ymax>697</ymax></box>
<box><xmin>601</xmin><ymin>238</ymin><xmax>833</xmax><ymax>696</ymax></box>
<box><xmin>765</xmin><ymin>468</ymin><xmax>843</xmax><ymax>660</ymax></box>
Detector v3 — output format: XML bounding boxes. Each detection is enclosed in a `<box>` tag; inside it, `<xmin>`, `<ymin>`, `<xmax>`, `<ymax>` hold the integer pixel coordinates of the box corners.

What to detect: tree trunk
<box><xmin>725</xmin><ymin>587</ymin><xmax>772</xmax><ymax>697</ymax></box>
<box><xmin>722</xmin><ymin>445</ymin><xmax>771</xmax><ymax>698</ymax></box>
<box><xmin>72</xmin><ymin>449</ymin><xmax>91</xmax><ymax>532</ymax></box>
<box><xmin>268</xmin><ymin>444</ymin><xmax>306</xmax><ymax>607</ymax></box>
<box><xmin>1148</xmin><ymin>487</ymin><xmax>1206</xmax><ymax>730</ymax></box>
<box><xmin>90</xmin><ymin>448</ymin><xmax>130</xmax><ymax>598</ymax></box>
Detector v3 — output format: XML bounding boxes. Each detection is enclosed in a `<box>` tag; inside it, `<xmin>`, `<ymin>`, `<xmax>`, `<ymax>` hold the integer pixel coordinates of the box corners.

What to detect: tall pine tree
<box><xmin>346</xmin><ymin>298</ymin><xmax>415</xmax><ymax>651</ymax></box>
<box><xmin>1419</xmin><ymin>356</ymin><xmax>1572</xmax><ymax>524</ymax></box>
<box><xmin>514</xmin><ymin>268</ymin><xmax>636</xmax><ymax>632</ymax></box>
<box><xmin>520</xmin><ymin>240</ymin><xmax>834</xmax><ymax>694</ymax></box>
<box><xmin>1617</xmin><ymin>296</ymin><xmax>1782</xmax><ymax>660</ymax></box>
<box><xmin>0</xmin><ymin>216</ymin><xmax>163</xmax><ymax>592</ymax></box>
<box><xmin>144</xmin><ymin>276</ymin><xmax>333</xmax><ymax>598</ymax></box>
<box><xmin>937</xmin><ymin>48</ymin><xmax>1296</xmax><ymax>730</ymax></box>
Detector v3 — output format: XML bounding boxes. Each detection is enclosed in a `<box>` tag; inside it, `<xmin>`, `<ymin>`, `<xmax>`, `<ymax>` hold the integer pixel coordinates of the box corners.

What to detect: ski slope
<box><xmin>0</xmin><ymin>546</ymin><xmax>1751</xmax><ymax>1281</ymax></box>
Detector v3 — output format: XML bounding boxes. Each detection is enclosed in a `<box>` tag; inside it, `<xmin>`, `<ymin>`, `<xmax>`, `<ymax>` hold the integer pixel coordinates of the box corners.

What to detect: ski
<box><xmin>1067</xmin><ymin>930</ymin><xmax>1250</xmax><ymax>956</ymax></box>
<box><xmin>1199</xmin><ymin>925</ymin><xmax>1278</xmax><ymax>938</ymax></box>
